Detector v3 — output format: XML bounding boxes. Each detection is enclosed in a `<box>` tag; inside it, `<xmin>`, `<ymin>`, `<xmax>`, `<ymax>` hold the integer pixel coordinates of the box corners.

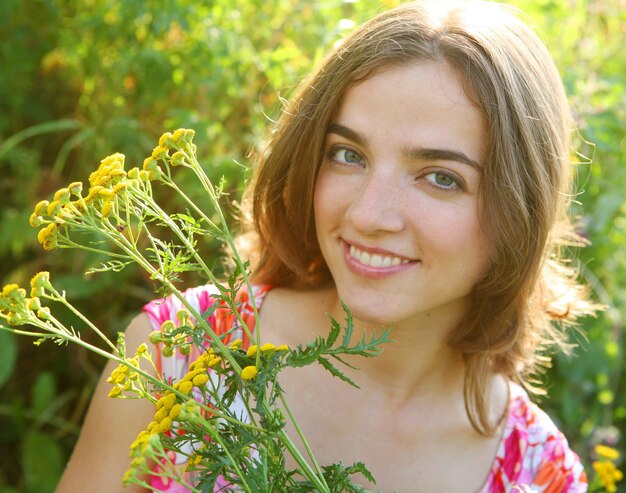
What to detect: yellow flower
<box><xmin>229</xmin><ymin>339</ymin><xmax>243</xmax><ymax>349</ymax></box>
<box><xmin>37</xmin><ymin>227</ymin><xmax>48</xmax><ymax>244</ymax></box>
<box><xmin>100</xmin><ymin>153</ymin><xmax>125</xmax><ymax>170</ymax></box>
<box><xmin>47</xmin><ymin>200</ymin><xmax>61</xmax><ymax>216</ymax></box>
<box><xmin>42</xmin><ymin>237</ymin><xmax>58</xmax><ymax>250</ymax></box>
<box><xmin>68</xmin><ymin>181</ymin><xmax>83</xmax><ymax>196</ymax></box>
<box><xmin>129</xmin><ymin>430</ymin><xmax>150</xmax><ymax>452</ymax></box>
<box><xmin>37</xmin><ymin>223</ymin><xmax>57</xmax><ymax>245</ymax></box>
<box><xmin>593</xmin><ymin>459</ymin><xmax>624</xmax><ymax>493</ymax></box>
<box><xmin>109</xmin><ymin>169</ymin><xmax>126</xmax><ymax>178</ymax></box>
<box><xmin>113</xmin><ymin>182</ymin><xmax>127</xmax><ymax>194</ymax></box>
<box><xmin>192</xmin><ymin>373</ymin><xmax>209</xmax><ymax>387</ymax></box>
<box><xmin>98</xmin><ymin>188</ymin><xmax>115</xmax><ymax>198</ymax></box>
<box><xmin>171</xmin><ymin>128</ymin><xmax>195</xmax><ymax>145</ymax></box>
<box><xmin>159</xmin><ymin>132</ymin><xmax>173</xmax><ymax>148</ymax></box>
<box><xmin>127</xmin><ymin>167</ymin><xmax>140</xmax><ymax>180</ymax></box>
<box><xmin>596</xmin><ymin>444</ymin><xmax>621</xmax><ymax>461</ymax></box>
<box><xmin>85</xmin><ymin>185</ymin><xmax>104</xmax><ymax>203</ymax></box>
<box><xmin>171</xmin><ymin>128</ymin><xmax>186</xmax><ymax>143</ymax></box>
<box><xmin>53</xmin><ymin>188</ymin><xmax>71</xmax><ymax>203</ymax></box>
<box><xmin>30</xmin><ymin>271</ymin><xmax>51</xmax><ymax>292</ymax></box>
<box><xmin>156</xmin><ymin>392</ymin><xmax>177</xmax><ymax>411</ymax></box>
<box><xmin>277</xmin><ymin>344</ymin><xmax>289</xmax><ymax>351</ymax></box>
<box><xmin>207</xmin><ymin>356</ymin><xmax>222</xmax><ymax>368</ymax></box>
<box><xmin>37</xmin><ymin>307</ymin><xmax>51</xmax><ymax>320</ymax></box>
<box><xmin>261</xmin><ymin>343</ymin><xmax>276</xmax><ymax>352</ymax></box>
<box><xmin>153</xmin><ymin>407</ymin><xmax>168</xmax><ymax>423</ymax></box>
<box><xmin>106</xmin><ymin>364</ymin><xmax>129</xmax><ymax>384</ymax></box>
<box><xmin>135</xmin><ymin>343</ymin><xmax>148</xmax><ymax>355</ymax></box>
<box><xmin>143</xmin><ymin>156</ymin><xmax>157</xmax><ymax>171</ymax></box>
<box><xmin>97</xmin><ymin>174</ymin><xmax>111</xmax><ymax>187</ymax></box>
<box><xmin>170</xmin><ymin>151</ymin><xmax>186</xmax><ymax>166</ymax></box>
<box><xmin>33</xmin><ymin>200</ymin><xmax>50</xmax><ymax>216</ymax></box>
<box><xmin>178</xmin><ymin>380</ymin><xmax>193</xmax><ymax>395</ymax></box>
<box><xmin>27</xmin><ymin>297</ymin><xmax>41</xmax><ymax>311</ymax></box>
<box><xmin>29</xmin><ymin>212</ymin><xmax>43</xmax><ymax>228</ymax></box>
<box><xmin>246</xmin><ymin>345</ymin><xmax>258</xmax><ymax>357</ymax></box>
<box><xmin>108</xmin><ymin>386</ymin><xmax>123</xmax><ymax>398</ymax></box>
<box><xmin>101</xmin><ymin>201</ymin><xmax>114</xmax><ymax>218</ymax></box>
<box><xmin>169</xmin><ymin>404</ymin><xmax>182</xmax><ymax>419</ymax></box>
<box><xmin>157</xmin><ymin>417</ymin><xmax>172</xmax><ymax>433</ymax></box>
<box><xmin>146</xmin><ymin>168</ymin><xmax>162</xmax><ymax>180</ymax></box>
<box><xmin>2</xmin><ymin>284</ymin><xmax>20</xmax><ymax>298</ymax></box>
<box><xmin>241</xmin><ymin>365</ymin><xmax>258</xmax><ymax>380</ymax></box>
<box><xmin>151</xmin><ymin>146</ymin><xmax>169</xmax><ymax>161</ymax></box>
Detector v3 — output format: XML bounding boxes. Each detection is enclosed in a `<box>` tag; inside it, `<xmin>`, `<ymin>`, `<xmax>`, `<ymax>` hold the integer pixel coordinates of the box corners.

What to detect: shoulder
<box><xmin>256</xmin><ymin>284</ymin><xmax>337</xmax><ymax>346</ymax></box>
<box><xmin>488</xmin><ymin>384</ymin><xmax>588</xmax><ymax>492</ymax></box>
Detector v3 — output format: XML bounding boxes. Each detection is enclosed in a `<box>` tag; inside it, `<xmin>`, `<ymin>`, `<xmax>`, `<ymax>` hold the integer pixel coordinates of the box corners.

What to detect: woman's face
<box><xmin>314</xmin><ymin>61</ymin><xmax>490</xmax><ymax>330</ymax></box>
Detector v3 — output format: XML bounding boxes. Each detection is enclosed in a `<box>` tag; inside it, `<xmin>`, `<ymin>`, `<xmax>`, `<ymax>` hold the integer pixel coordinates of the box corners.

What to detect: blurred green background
<box><xmin>0</xmin><ymin>0</ymin><xmax>624</xmax><ymax>491</ymax></box>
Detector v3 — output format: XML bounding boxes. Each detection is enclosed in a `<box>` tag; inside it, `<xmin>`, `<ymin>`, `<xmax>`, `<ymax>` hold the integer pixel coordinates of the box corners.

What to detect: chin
<box><xmin>338</xmin><ymin>299</ymin><xmax>396</xmax><ymax>328</ymax></box>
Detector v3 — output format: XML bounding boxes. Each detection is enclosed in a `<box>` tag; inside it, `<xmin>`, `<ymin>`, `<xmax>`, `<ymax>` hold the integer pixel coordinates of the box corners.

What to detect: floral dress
<box><xmin>143</xmin><ymin>284</ymin><xmax>588</xmax><ymax>493</ymax></box>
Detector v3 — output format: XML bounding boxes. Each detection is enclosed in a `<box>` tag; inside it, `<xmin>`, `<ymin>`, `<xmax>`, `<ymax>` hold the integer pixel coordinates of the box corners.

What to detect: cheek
<box><xmin>313</xmin><ymin>169</ymin><xmax>343</xmax><ymax>226</ymax></box>
<box><xmin>425</xmin><ymin>206</ymin><xmax>490</xmax><ymax>271</ymax></box>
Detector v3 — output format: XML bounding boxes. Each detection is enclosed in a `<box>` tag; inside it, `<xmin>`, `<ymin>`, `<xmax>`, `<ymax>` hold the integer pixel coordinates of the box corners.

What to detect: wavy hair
<box><xmin>242</xmin><ymin>0</ymin><xmax>597</xmax><ymax>434</ymax></box>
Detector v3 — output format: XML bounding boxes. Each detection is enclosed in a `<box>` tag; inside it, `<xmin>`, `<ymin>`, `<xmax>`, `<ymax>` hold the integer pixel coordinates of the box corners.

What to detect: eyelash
<box><xmin>325</xmin><ymin>145</ymin><xmax>466</xmax><ymax>192</ymax></box>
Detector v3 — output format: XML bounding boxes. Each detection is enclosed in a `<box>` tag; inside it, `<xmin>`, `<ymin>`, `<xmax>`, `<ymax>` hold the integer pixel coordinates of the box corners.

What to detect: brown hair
<box><xmin>243</xmin><ymin>0</ymin><xmax>596</xmax><ymax>434</ymax></box>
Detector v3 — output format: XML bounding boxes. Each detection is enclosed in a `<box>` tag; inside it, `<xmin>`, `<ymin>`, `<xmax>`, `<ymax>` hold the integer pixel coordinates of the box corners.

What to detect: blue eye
<box><xmin>424</xmin><ymin>171</ymin><xmax>462</xmax><ymax>191</ymax></box>
<box><xmin>330</xmin><ymin>147</ymin><xmax>364</xmax><ymax>165</ymax></box>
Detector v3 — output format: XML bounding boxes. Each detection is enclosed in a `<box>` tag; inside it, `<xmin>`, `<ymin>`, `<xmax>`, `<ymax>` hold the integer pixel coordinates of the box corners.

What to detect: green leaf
<box><xmin>0</xmin><ymin>330</ymin><xmax>18</xmax><ymax>389</ymax></box>
<box><xmin>32</xmin><ymin>372</ymin><xmax>56</xmax><ymax>414</ymax></box>
<box><xmin>318</xmin><ymin>356</ymin><xmax>359</xmax><ymax>388</ymax></box>
<box><xmin>0</xmin><ymin>119</ymin><xmax>83</xmax><ymax>160</ymax></box>
<box><xmin>22</xmin><ymin>430</ymin><xmax>65</xmax><ymax>493</ymax></box>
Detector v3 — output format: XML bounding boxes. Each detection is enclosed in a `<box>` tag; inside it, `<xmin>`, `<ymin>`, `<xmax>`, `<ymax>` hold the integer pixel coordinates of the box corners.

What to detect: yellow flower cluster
<box><xmin>240</xmin><ymin>342</ymin><xmax>289</xmax><ymax>381</ymax></box>
<box><xmin>30</xmin><ymin>154</ymin><xmax>132</xmax><ymax>250</ymax></box>
<box><xmin>0</xmin><ymin>272</ymin><xmax>54</xmax><ymax>326</ymax></box>
<box><xmin>140</xmin><ymin>350</ymin><xmax>220</xmax><ymax>437</ymax></box>
<box><xmin>593</xmin><ymin>445</ymin><xmax>623</xmax><ymax>493</ymax></box>
<box><xmin>29</xmin><ymin>128</ymin><xmax>197</xmax><ymax>252</ymax></box>
<box><xmin>106</xmin><ymin>343</ymin><xmax>150</xmax><ymax>398</ymax></box>
<box><xmin>144</xmin><ymin>128</ymin><xmax>196</xmax><ymax>173</ymax></box>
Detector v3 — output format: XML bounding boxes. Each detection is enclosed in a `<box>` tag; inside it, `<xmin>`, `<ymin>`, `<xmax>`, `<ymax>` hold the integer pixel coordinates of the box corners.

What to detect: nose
<box><xmin>346</xmin><ymin>172</ymin><xmax>405</xmax><ymax>234</ymax></box>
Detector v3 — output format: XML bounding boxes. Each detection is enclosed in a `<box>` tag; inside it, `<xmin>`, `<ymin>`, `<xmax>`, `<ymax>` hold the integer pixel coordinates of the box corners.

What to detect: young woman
<box><xmin>56</xmin><ymin>1</ymin><xmax>596</xmax><ymax>491</ymax></box>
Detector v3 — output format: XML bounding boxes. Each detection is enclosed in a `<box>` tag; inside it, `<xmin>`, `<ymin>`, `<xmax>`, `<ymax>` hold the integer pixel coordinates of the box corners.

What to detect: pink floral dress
<box><xmin>143</xmin><ymin>284</ymin><xmax>588</xmax><ymax>493</ymax></box>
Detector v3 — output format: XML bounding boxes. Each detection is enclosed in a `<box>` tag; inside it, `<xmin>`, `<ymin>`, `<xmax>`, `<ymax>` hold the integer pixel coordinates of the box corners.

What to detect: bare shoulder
<box><xmin>258</xmin><ymin>285</ymin><xmax>336</xmax><ymax>345</ymax></box>
<box><xmin>55</xmin><ymin>313</ymin><xmax>155</xmax><ymax>493</ymax></box>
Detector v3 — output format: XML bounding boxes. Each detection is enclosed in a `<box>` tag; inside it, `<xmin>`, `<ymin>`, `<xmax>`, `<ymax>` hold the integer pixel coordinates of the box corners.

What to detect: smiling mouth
<box><xmin>348</xmin><ymin>244</ymin><xmax>412</xmax><ymax>268</ymax></box>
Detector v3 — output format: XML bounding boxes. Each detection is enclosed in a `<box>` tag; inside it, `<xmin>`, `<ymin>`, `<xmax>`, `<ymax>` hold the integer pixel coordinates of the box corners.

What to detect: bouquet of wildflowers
<box><xmin>0</xmin><ymin>129</ymin><xmax>390</xmax><ymax>492</ymax></box>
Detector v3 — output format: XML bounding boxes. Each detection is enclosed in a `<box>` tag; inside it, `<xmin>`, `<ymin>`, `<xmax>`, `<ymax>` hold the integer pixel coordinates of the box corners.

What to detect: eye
<box><xmin>424</xmin><ymin>171</ymin><xmax>463</xmax><ymax>191</ymax></box>
<box><xmin>329</xmin><ymin>147</ymin><xmax>364</xmax><ymax>166</ymax></box>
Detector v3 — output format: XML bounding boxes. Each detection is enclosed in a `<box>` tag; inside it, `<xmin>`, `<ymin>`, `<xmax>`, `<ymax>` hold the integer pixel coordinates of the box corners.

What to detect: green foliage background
<box><xmin>0</xmin><ymin>0</ymin><xmax>624</xmax><ymax>491</ymax></box>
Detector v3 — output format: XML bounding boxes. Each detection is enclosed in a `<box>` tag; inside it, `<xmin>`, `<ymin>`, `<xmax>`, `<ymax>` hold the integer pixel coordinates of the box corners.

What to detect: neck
<box><xmin>323</xmin><ymin>290</ymin><xmax>468</xmax><ymax>403</ymax></box>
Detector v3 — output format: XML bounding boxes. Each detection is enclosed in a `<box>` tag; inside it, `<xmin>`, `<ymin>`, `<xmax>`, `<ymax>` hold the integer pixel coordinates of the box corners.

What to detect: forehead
<box><xmin>332</xmin><ymin>61</ymin><xmax>486</xmax><ymax>165</ymax></box>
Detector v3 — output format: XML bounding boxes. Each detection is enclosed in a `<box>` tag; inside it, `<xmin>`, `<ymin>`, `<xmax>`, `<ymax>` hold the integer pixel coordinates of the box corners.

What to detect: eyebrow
<box><xmin>326</xmin><ymin>123</ymin><xmax>482</xmax><ymax>171</ymax></box>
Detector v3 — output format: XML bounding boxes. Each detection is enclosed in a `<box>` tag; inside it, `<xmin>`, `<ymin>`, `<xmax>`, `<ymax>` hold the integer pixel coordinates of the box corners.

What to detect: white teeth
<box><xmin>349</xmin><ymin>245</ymin><xmax>408</xmax><ymax>268</ymax></box>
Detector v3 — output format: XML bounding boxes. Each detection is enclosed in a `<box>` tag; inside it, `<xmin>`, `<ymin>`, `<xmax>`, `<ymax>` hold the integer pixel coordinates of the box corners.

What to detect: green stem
<box><xmin>47</xmin><ymin>288</ymin><xmax>117</xmax><ymax>353</ymax></box>
<box><xmin>277</xmin><ymin>392</ymin><xmax>328</xmax><ymax>487</ymax></box>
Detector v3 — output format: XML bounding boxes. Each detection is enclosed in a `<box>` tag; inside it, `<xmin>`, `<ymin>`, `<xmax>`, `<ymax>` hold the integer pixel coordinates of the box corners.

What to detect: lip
<box><xmin>342</xmin><ymin>240</ymin><xmax>417</xmax><ymax>279</ymax></box>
